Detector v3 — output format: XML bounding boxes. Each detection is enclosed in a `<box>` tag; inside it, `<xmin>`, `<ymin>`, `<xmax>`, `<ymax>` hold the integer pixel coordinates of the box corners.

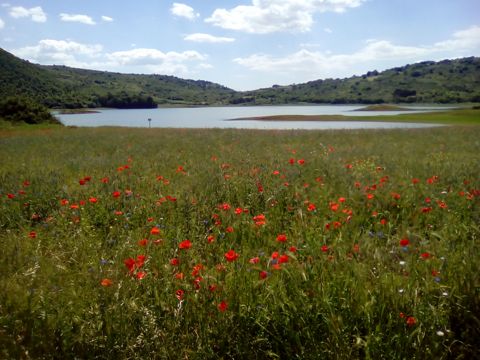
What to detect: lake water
<box><xmin>57</xmin><ymin>105</ymin><xmax>446</xmax><ymax>130</ymax></box>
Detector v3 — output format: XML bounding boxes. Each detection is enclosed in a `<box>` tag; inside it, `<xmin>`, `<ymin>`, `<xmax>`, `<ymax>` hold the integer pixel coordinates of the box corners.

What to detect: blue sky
<box><xmin>0</xmin><ymin>0</ymin><xmax>479</xmax><ymax>90</ymax></box>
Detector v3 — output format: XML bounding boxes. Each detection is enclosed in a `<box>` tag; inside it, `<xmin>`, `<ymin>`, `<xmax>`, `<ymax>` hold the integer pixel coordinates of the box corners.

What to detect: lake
<box><xmin>57</xmin><ymin>105</ymin><xmax>446</xmax><ymax>130</ymax></box>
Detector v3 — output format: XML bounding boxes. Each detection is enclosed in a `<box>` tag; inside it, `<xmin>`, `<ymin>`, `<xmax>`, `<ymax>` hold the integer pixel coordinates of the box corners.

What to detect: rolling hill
<box><xmin>1</xmin><ymin>48</ymin><xmax>479</xmax><ymax>108</ymax></box>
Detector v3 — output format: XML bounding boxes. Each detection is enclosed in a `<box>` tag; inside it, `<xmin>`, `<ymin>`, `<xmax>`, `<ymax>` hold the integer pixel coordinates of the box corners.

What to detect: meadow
<box><xmin>0</xmin><ymin>124</ymin><xmax>479</xmax><ymax>359</ymax></box>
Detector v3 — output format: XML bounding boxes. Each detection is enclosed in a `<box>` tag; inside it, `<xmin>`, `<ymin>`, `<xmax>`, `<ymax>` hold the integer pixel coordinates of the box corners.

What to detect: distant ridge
<box><xmin>1</xmin><ymin>48</ymin><xmax>479</xmax><ymax>108</ymax></box>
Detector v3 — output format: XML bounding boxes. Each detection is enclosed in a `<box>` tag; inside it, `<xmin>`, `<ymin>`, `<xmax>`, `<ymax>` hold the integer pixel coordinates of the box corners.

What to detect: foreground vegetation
<box><xmin>0</xmin><ymin>124</ymin><xmax>479</xmax><ymax>359</ymax></box>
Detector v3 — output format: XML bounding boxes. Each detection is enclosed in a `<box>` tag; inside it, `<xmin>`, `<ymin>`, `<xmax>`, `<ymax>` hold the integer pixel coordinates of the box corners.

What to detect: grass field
<box><xmin>0</xmin><ymin>122</ymin><xmax>479</xmax><ymax>359</ymax></box>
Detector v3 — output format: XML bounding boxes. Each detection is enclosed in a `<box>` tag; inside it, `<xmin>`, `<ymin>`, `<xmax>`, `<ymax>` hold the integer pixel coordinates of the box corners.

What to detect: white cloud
<box><xmin>170</xmin><ymin>3</ymin><xmax>199</xmax><ymax>20</ymax></box>
<box><xmin>0</xmin><ymin>17</ymin><xmax>4</xmax><ymax>29</ymax></box>
<box><xmin>184</xmin><ymin>33</ymin><xmax>235</xmax><ymax>43</ymax></box>
<box><xmin>60</xmin><ymin>13</ymin><xmax>96</xmax><ymax>25</ymax></box>
<box><xmin>234</xmin><ymin>25</ymin><xmax>480</xmax><ymax>81</ymax></box>
<box><xmin>12</xmin><ymin>39</ymin><xmax>103</xmax><ymax>67</ymax></box>
<box><xmin>11</xmin><ymin>40</ymin><xmax>207</xmax><ymax>77</ymax></box>
<box><xmin>206</xmin><ymin>0</ymin><xmax>364</xmax><ymax>34</ymax></box>
<box><xmin>9</xmin><ymin>6</ymin><xmax>46</xmax><ymax>23</ymax></box>
<box><xmin>101</xmin><ymin>16</ymin><xmax>114</xmax><ymax>22</ymax></box>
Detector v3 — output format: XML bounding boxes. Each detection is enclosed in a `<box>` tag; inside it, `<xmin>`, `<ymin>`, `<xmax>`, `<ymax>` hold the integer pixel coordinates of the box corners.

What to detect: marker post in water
<box><xmin>148</xmin><ymin>118</ymin><xmax>151</xmax><ymax>128</ymax></box>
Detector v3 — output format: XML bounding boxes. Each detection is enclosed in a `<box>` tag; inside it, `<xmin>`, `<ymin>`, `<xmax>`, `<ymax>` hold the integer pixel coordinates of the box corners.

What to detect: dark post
<box><xmin>148</xmin><ymin>118</ymin><xmax>151</xmax><ymax>128</ymax></box>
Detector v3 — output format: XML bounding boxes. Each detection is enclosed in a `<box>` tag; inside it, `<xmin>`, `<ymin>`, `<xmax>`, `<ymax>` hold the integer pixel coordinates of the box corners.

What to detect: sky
<box><xmin>0</xmin><ymin>0</ymin><xmax>479</xmax><ymax>91</ymax></box>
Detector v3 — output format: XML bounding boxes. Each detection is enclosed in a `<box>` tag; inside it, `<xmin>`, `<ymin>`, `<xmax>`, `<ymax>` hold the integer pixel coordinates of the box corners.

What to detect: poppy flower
<box><xmin>89</xmin><ymin>197</ymin><xmax>98</xmax><ymax>203</ymax></box>
<box><xmin>150</xmin><ymin>227</ymin><xmax>161</xmax><ymax>235</ymax></box>
<box><xmin>179</xmin><ymin>240</ymin><xmax>192</xmax><ymax>250</ymax></box>
<box><xmin>406</xmin><ymin>316</ymin><xmax>417</xmax><ymax>326</ymax></box>
<box><xmin>276</xmin><ymin>234</ymin><xmax>287</xmax><ymax>243</ymax></box>
<box><xmin>330</xmin><ymin>202</ymin><xmax>339</xmax><ymax>212</ymax></box>
<box><xmin>207</xmin><ymin>235</ymin><xmax>215</xmax><ymax>243</ymax></box>
<box><xmin>289</xmin><ymin>246</ymin><xmax>297</xmax><ymax>253</ymax></box>
<box><xmin>307</xmin><ymin>203</ymin><xmax>316</xmax><ymax>212</ymax></box>
<box><xmin>28</xmin><ymin>231</ymin><xmax>37</xmax><ymax>239</ymax></box>
<box><xmin>321</xmin><ymin>245</ymin><xmax>329</xmax><ymax>253</ymax></box>
<box><xmin>138</xmin><ymin>239</ymin><xmax>148</xmax><ymax>247</ymax></box>
<box><xmin>7</xmin><ymin>193</ymin><xmax>15</xmax><ymax>199</ymax></box>
<box><xmin>249</xmin><ymin>257</ymin><xmax>260</xmax><ymax>264</ymax></box>
<box><xmin>170</xmin><ymin>258</ymin><xmax>179</xmax><ymax>266</ymax></box>
<box><xmin>101</xmin><ymin>278</ymin><xmax>113</xmax><ymax>287</ymax></box>
<box><xmin>175</xmin><ymin>272</ymin><xmax>184</xmax><ymax>280</ymax></box>
<box><xmin>136</xmin><ymin>272</ymin><xmax>146</xmax><ymax>280</ymax></box>
<box><xmin>259</xmin><ymin>271</ymin><xmax>268</xmax><ymax>279</ymax></box>
<box><xmin>253</xmin><ymin>214</ymin><xmax>266</xmax><ymax>226</ymax></box>
<box><xmin>278</xmin><ymin>254</ymin><xmax>289</xmax><ymax>264</ymax></box>
<box><xmin>297</xmin><ymin>159</ymin><xmax>305</xmax><ymax>165</ymax></box>
<box><xmin>225</xmin><ymin>250</ymin><xmax>239</xmax><ymax>262</ymax></box>
<box><xmin>124</xmin><ymin>258</ymin><xmax>136</xmax><ymax>273</ymax></box>
<box><xmin>420</xmin><ymin>252</ymin><xmax>431</xmax><ymax>259</ymax></box>
<box><xmin>225</xmin><ymin>226</ymin><xmax>234</xmax><ymax>233</ymax></box>
<box><xmin>399</xmin><ymin>238</ymin><xmax>410</xmax><ymax>247</ymax></box>
<box><xmin>175</xmin><ymin>289</ymin><xmax>184</xmax><ymax>300</ymax></box>
<box><xmin>218</xmin><ymin>301</ymin><xmax>228</xmax><ymax>312</ymax></box>
<box><xmin>112</xmin><ymin>191</ymin><xmax>121</xmax><ymax>198</ymax></box>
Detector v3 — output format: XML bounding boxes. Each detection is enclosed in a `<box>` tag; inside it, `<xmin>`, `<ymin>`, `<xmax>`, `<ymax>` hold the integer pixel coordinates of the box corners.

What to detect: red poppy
<box><xmin>253</xmin><ymin>214</ymin><xmax>266</xmax><ymax>226</ymax></box>
<box><xmin>271</xmin><ymin>251</ymin><xmax>279</xmax><ymax>259</ymax></box>
<box><xmin>170</xmin><ymin>258</ymin><xmax>179</xmax><ymax>266</ymax></box>
<box><xmin>259</xmin><ymin>271</ymin><xmax>268</xmax><ymax>279</ymax></box>
<box><xmin>330</xmin><ymin>202</ymin><xmax>339</xmax><ymax>212</ymax></box>
<box><xmin>112</xmin><ymin>191</ymin><xmax>121</xmax><ymax>198</ymax></box>
<box><xmin>150</xmin><ymin>227</ymin><xmax>161</xmax><ymax>235</ymax></box>
<box><xmin>297</xmin><ymin>159</ymin><xmax>305</xmax><ymax>165</ymax></box>
<box><xmin>276</xmin><ymin>234</ymin><xmax>287</xmax><ymax>243</ymax></box>
<box><xmin>101</xmin><ymin>177</ymin><xmax>109</xmax><ymax>183</ymax></box>
<box><xmin>138</xmin><ymin>239</ymin><xmax>148</xmax><ymax>246</ymax></box>
<box><xmin>175</xmin><ymin>272</ymin><xmax>184</xmax><ymax>280</ymax></box>
<box><xmin>289</xmin><ymin>246</ymin><xmax>297</xmax><ymax>253</ymax></box>
<box><xmin>225</xmin><ymin>226</ymin><xmax>234</xmax><ymax>233</ymax></box>
<box><xmin>89</xmin><ymin>197</ymin><xmax>98</xmax><ymax>203</ymax></box>
<box><xmin>175</xmin><ymin>289</ymin><xmax>184</xmax><ymax>300</ymax></box>
<box><xmin>289</xmin><ymin>158</ymin><xmax>295</xmax><ymax>165</ymax></box>
<box><xmin>307</xmin><ymin>203</ymin><xmax>316</xmax><ymax>212</ymax></box>
<box><xmin>420</xmin><ymin>252</ymin><xmax>431</xmax><ymax>259</ymax></box>
<box><xmin>28</xmin><ymin>231</ymin><xmax>37</xmax><ymax>239</ymax></box>
<box><xmin>218</xmin><ymin>301</ymin><xmax>228</xmax><ymax>312</ymax></box>
<box><xmin>225</xmin><ymin>250</ymin><xmax>239</xmax><ymax>262</ymax></box>
<box><xmin>399</xmin><ymin>238</ymin><xmax>410</xmax><ymax>247</ymax></box>
<box><xmin>321</xmin><ymin>245</ymin><xmax>329</xmax><ymax>253</ymax></box>
<box><xmin>207</xmin><ymin>235</ymin><xmax>215</xmax><ymax>243</ymax></box>
<box><xmin>220</xmin><ymin>203</ymin><xmax>231</xmax><ymax>211</ymax></box>
<box><xmin>7</xmin><ymin>193</ymin><xmax>15</xmax><ymax>199</ymax></box>
<box><xmin>101</xmin><ymin>278</ymin><xmax>113</xmax><ymax>287</ymax></box>
<box><xmin>249</xmin><ymin>257</ymin><xmax>260</xmax><ymax>264</ymax></box>
<box><xmin>124</xmin><ymin>258</ymin><xmax>136</xmax><ymax>273</ymax></box>
<box><xmin>136</xmin><ymin>271</ymin><xmax>146</xmax><ymax>280</ymax></box>
<box><xmin>179</xmin><ymin>240</ymin><xmax>192</xmax><ymax>250</ymax></box>
<box><xmin>278</xmin><ymin>254</ymin><xmax>289</xmax><ymax>264</ymax></box>
<box><xmin>406</xmin><ymin>316</ymin><xmax>416</xmax><ymax>326</ymax></box>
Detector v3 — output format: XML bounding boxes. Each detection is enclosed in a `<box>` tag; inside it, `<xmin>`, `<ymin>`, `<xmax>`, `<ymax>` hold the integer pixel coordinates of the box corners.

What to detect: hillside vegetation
<box><xmin>1</xmin><ymin>48</ymin><xmax>479</xmax><ymax>108</ymax></box>
<box><xmin>237</xmin><ymin>57</ymin><xmax>480</xmax><ymax>105</ymax></box>
<box><xmin>0</xmin><ymin>48</ymin><xmax>235</xmax><ymax>108</ymax></box>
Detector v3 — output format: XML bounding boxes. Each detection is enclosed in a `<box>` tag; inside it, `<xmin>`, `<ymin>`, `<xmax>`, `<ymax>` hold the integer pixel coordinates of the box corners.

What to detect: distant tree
<box><xmin>0</xmin><ymin>97</ymin><xmax>61</xmax><ymax>125</ymax></box>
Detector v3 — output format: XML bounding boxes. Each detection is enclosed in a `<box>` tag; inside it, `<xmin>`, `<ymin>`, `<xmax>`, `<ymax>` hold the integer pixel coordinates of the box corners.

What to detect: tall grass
<box><xmin>0</xmin><ymin>126</ymin><xmax>479</xmax><ymax>359</ymax></box>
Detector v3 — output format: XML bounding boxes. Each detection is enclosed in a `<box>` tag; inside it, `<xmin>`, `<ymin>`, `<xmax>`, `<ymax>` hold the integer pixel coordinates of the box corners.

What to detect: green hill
<box><xmin>232</xmin><ymin>57</ymin><xmax>480</xmax><ymax>105</ymax></box>
<box><xmin>0</xmin><ymin>48</ymin><xmax>235</xmax><ymax>108</ymax></box>
<box><xmin>1</xmin><ymin>48</ymin><xmax>479</xmax><ymax>108</ymax></box>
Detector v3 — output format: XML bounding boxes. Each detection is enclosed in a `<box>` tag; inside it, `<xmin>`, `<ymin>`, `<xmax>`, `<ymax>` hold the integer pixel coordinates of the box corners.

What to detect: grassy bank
<box><xmin>0</xmin><ymin>125</ymin><xmax>479</xmax><ymax>359</ymax></box>
<box><xmin>231</xmin><ymin>108</ymin><xmax>480</xmax><ymax>125</ymax></box>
